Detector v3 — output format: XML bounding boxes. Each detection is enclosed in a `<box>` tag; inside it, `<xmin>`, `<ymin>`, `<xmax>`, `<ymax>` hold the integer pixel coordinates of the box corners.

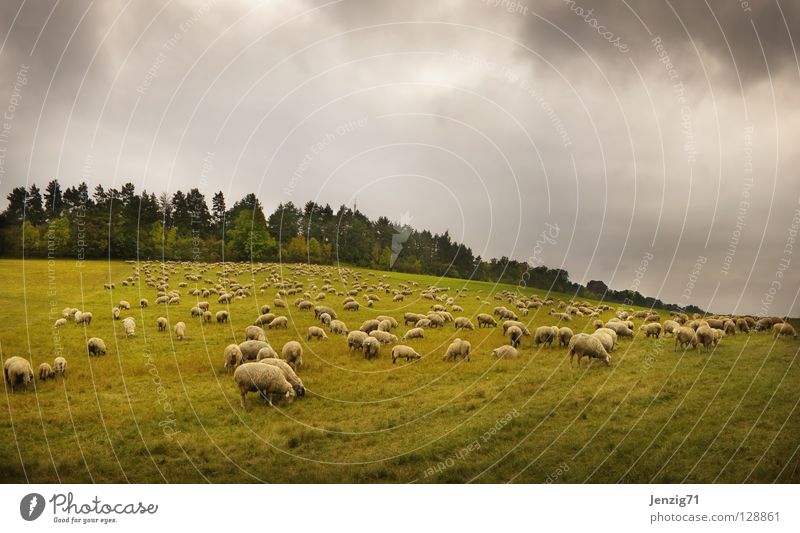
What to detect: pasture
<box><xmin>1</xmin><ymin>258</ymin><xmax>798</xmax><ymax>483</ymax></box>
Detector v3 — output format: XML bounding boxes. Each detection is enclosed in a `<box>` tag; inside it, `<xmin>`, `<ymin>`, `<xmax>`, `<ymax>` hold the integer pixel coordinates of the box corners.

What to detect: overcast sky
<box><xmin>0</xmin><ymin>0</ymin><xmax>798</xmax><ymax>316</ymax></box>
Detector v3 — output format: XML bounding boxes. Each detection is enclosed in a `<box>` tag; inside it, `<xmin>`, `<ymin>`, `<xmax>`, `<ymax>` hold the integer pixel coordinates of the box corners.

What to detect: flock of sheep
<box><xmin>3</xmin><ymin>261</ymin><xmax>797</xmax><ymax>409</ymax></box>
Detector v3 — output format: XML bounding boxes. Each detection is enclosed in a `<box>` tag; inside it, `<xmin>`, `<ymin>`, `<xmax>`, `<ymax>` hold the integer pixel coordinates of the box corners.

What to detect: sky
<box><xmin>0</xmin><ymin>0</ymin><xmax>798</xmax><ymax>316</ymax></box>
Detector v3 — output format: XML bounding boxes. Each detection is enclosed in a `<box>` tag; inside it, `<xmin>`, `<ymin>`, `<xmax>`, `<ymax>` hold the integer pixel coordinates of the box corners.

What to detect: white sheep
<box><xmin>534</xmin><ymin>326</ymin><xmax>558</xmax><ymax>347</ymax></box>
<box><xmin>245</xmin><ymin>325</ymin><xmax>267</xmax><ymax>341</ymax></box>
<box><xmin>174</xmin><ymin>321</ymin><xmax>187</xmax><ymax>340</ymax></box>
<box><xmin>401</xmin><ymin>327</ymin><xmax>424</xmax><ymax>341</ymax></box>
<box><xmin>442</xmin><ymin>338</ymin><xmax>471</xmax><ymax>362</ymax></box>
<box><xmin>119</xmin><ymin>300</ymin><xmax>131</xmax><ymax>310</ymax></box>
<box><xmin>256</xmin><ymin>345</ymin><xmax>280</xmax><ymax>361</ymax></box>
<box><xmin>216</xmin><ymin>310</ymin><xmax>229</xmax><ymax>323</ymax></box>
<box><xmin>281</xmin><ymin>340</ymin><xmax>303</xmax><ymax>371</ymax></box>
<box><xmin>558</xmin><ymin>327</ymin><xmax>574</xmax><ymax>348</ymax></box>
<box><xmin>255</xmin><ymin>313</ymin><xmax>275</xmax><ymax>326</ymax></box>
<box><xmin>307</xmin><ymin>326</ymin><xmax>328</xmax><ymax>341</ymax></box>
<box><xmin>391</xmin><ymin>345</ymin><xmax>421</xmax><ymax>363</ymax></box>
<box><xmin>87</xmin><ymin>337</ymin><xmax>107</xmax><ymax>356</ymax></box>
<box><xmin>112</xmin><ymin>307</ymin><xmax>121</xmax><ymax>320</ymax></box>
<box><xmin>492</xmin><ymin>345</ymin><xmax>519</xmax><ymax>359</ymax></box>
<box><xmin>329</xmin><ymin>320</ymin><xmax>348</xmax><ymax>335</ymax></box>
<box><xmin>122</xmin><ymin>317</ymin><xmax>136</xmax><ymax>338</ymax></box>
<box><xmin>239</xmin><ymin>340</ymin><xmax>271</xmax><ymax>361</ymax></box>
<box><xmin>568</xmin><ymin>333</ymin><xmax>610</xmax><ymax>367</ymax></box>
<box><xmin>53</xmin><ymin>356</ymin><xmax>67</xmax><ymax>377</ymax></box>
<box><xmin>259</xmin><ymin>358</ymin><xmax>305</xmax><ymax>397</ymax></box>
<box><xmin>507</xmin><ymin>325</ymin><xmax>523</xmax><ymax>348</ymax></box>
<box><xmin>454</xmin><ymin>317</ymin><xmax>475</xmax><ymax>330</ymax></box>
<box><xmin>157</xmin><ymin>317</ymin><xmax>168</xmax><ymax>332</ymax></box>
<box><xmin>369</xmin><ymin>330</ymin><xmax>398</xmax><ymax>345</ymax></box>
<box><xmin>268</xmin><ymin>316</ymin><xmax>288</xmax><ymax>329</ymax></box>
<box><xmin>38</xmin><ymin>363</ymin><xmax>55</xmax><ymax>381</ymax></box>
<box><xmin>233</xmin><ymin>363</ymin><xmax>295</xmax><ymax>408</ymax></box>
<box><xmin>223</xmin><ymin>344</ymin><xmax>243</xmax><ymax>373</ymax></box>
<box><xmin>53</xmin><ymin>318</ymin><xmax>67</xmax><ymax>329</ymax></box>
<box><xmin>140</xmin><ymin>298</ymin><xmax>149</xmax><ymax>308</ymax></box>
<box><xmin>362</xmin><ymin>337</ymin><xmax>380</xmax><ymax>359</ymax></box>
<box><xmin>347</xmin><ymin>330</ymin><xmax>368</xmax><ymax>351</ymax></box>
<box><xmin>4</xmin><ymin>356</ymin><xmax>34</xmax><ymax>391</ymax></box>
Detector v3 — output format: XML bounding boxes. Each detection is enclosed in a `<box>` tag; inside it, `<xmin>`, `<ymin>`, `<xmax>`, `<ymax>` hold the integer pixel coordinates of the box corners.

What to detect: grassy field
<box><xmin>0</xmin><ymin>258</ymin><xmax>798</xmax><ymax>483</ymax></box>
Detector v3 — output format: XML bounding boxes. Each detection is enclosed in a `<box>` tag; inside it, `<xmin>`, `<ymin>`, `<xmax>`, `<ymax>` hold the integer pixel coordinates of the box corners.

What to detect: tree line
<box><xmin>0</xmin><ymin>180</ymin><xmax>701</xmax><ymax>313</ymax></box>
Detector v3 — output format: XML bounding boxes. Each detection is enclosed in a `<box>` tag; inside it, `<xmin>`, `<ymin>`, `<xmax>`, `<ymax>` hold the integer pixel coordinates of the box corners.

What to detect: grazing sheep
<box><xmin>534</xmin><ymin>326</ymin><xmax>558</xmax><ymax>348</ymax></box>
<box><xmin>391</xmin><ymin>345</ymin><xmax>421</xmax><ymax>364</ymax></box>
<box><xmin>260</xmin><ymin>304</ymin><xmax>270</xmax><ymax>315</ymax></box>
<box><xmin>281</xmin><ymin>341</ymin><xmax>303</xmax><ymax>371</ymax></box>
<box><xmin>360</xmin><ymin>319</ymin><xmax>380</xmax><ymax>333</ymax></box>
<box><xmin>442</xmin><ymin>338</ymin><xmax>471</xmax><ymax>362</ymax></box>
<box><xmin>202</xmin><ymin>311</ymin><xmax>212</xmax><ymax>324</ymax></box>
<box><xmin>640</xmin><ymin>322</ymin><xmax>662</xmax><ymax>338</ymax></box>
<box><xmin>174</xmin><ymin>321</ymin><xmax>187</xmax><ymax>340</ymax></box>
<box><xmin>318</xmin><ymin>312</ymin><xmax>332</xmax><ymax>326</ymax></box>
<box><xmin>454</xmin><ymin>317</ymin><xmax>475</xmax><ymax>330</ymax></box>
<box><xmin>674</xmin><ymin>326</ymin><xmax>695</xmax><ymax>351</ymax></box>
<box><xmin>218</xmin><ymin>294</ymin><xmax>232</xmax><ymax>304</ymax></box>
<box><xmin>233</xmin><ymin>363</ymin><xmax>295</xmax><ymax>408</ymax></box>
<box><xmin>773</xmin><ymin>322</ymin><xmax>797</xmax><ymax>339</ymax></box>
<box><xmin>38</xmin><ymin>363</ymin><xmax>55</xmax><ymax>381</ymax></box>
<box><xmin>4</xmin><ymin>357</ymin><xmax>34</xmax><ymax>391</ymax></box>
<box><xmin>347</xmin><ymin>331</ymin><xmax>368</xmax><ymax>351</ymax></box>
<box><xmin>362</xmin><ymin>337</ymin><xmax>381</xmax><ymax>359</ymax></box>
<box><xmin>53</xmin><ymin>318</ymin><xmax>67</xmax><ymax>329</ymax></box>
<box><xmin>190</xmin><ymin>306</ymin><xmax>202</xmax><ymax>317</ymax></box>
<box><xmin>591</xmin><ymin>330</ymin><xmax>615</xmax><ymax>353</ymax></box>
<box><xmin>53</xmin><ymin>357</ymin><xmax>67</xmax><ymax>376</ymax></box>
<box><xmin>329</xmin><ymin>320</ymin><xmax>348</xmax><ymax>335</ymax></box>
<box><xmin>415</xmin><ymin>318</ymin><xmax>432</xmax><ymax>329</ymax></box>
<box><xmin>558</xmin><ymin>327</ymin><xmax>574</xmax><ymax>348</ymax></box>
<box><xmin>723</xmin><ymin>320</ymin><xmax>736</xmax><ymax>336</ymax></box>
<box><xmin>502</xmin><ymin>321</ymin><xmax>531</xmax><ymax>336</ymax></box>
<box><xmin>404</xmin><ymin>312</ymin><xmax>425</xmax><ymax>326</ymax></box>
<box><xmin>122</xmin><ymin>317</ymin><xmax>136</xmax><ymax>338</ymax></box>
<box><xmin>755</xmin><ymin>318</ymin><xmax>773</xmax><ymax>332</ymax></box>
<box><xmin>401</xmin><ymin>327</ymin><xmax>424</xmax><ymax>341</ymax></box>
<box><xmin>507</xmin><ymin>325</ymin><xmax>523</xmax><ymax>348</ymax></box>
<box><xmin>604</xmin><ymin>322</ymin><xmax>634</xmax><ymax>338</ymax></box>
<box><xmin>223</xmin><ymin>344</ymin><xmax>243</xmax><ymax>373</ymax></box>
<box><xmin>140</xmin><ymin>298</ymin><xmax>149</xmax><ymax>308</ymax></box>
<box><xmin>693</xmin><ymin>326</ymin><xmax>717</xmax><ymax>352</ymax></box>
<box><xmin>268</xmin><ymin>316</ymin><xmax>288</xmax><ymax>329</ymax></box>
<box><xmin>157</xmin><ymin>317</ymin><xmax>168</xmax><ymax>332</ymax></box>
<box><xmin>595</xmin><ymin>327</ymin><xmax>618</xmax><ymax>347</ymax></box>
<box><xmin>492</xmin><ymin>345</ymin><xmax>519</xmax><ymax>359</ymax></box>
<box><xmin>216</xmin><ymin>310</ymin><xmax>229</xmax><ymax>323</ymax></box>
<box><xmin>477</xmin><ymin>313</ymin><xmax>498</xmax><ymax>328</ymax></box>
<box><xmin>377</xmin><ymin>319</ymin><xmax>393</xmax><ymax>332</ymax></box>
<box><xmin>259</xmin><ymin>358</ymin><xmax>305</xmax><ymax>397</ymax></box>
<box><xmin>255</xmin><ymin>313</ymin><xmax>276</xmax><ymax>326</ymax></box>
<box><xmin>376</xmin><ymin>316</ymin><xmax>399</xmax><ymax>328</ymax></box>
<box><xmin>568</xmin><ymin>333</ymin><xmax>611</xmax><ymax>367</ymax></box>
<box><xmin>314</xmin><ymin>306</ymin><xmax>337</xmax><ymax>320</ymax></box>
<box><xmin>252</xmin><ymin>345</ymin><xmax>278</xmax><ymax>362</ymax></box>
<box><xmin>343</xmin><ymin>301</ymin><xmax>360</xmax><ymax>311</ymax></box>
<box><xmin>87</xmin><ymin>337</ymin><xmax>107</xmax><ymax>356</ymax></box>
<box><xmin>369</xmin><ymin>330</ymin><xmax>398</xmax><ymax>345</ymax></box>
<box><xmin>239</xmin><ymin>340</ymin><xmax>271</xmax><ymax>361</ymax></box>
<box><xmin>735</xmin><ymin>318</ymin><xmax>750</xmax><ymax>333</ymax></box>
<box><xmin>245</xmin><ymin>325</ymin><xmax>267</xmax><ymax>341</ymax></box>
<box><xmin>592</xmin><ymin>320</ymin><xmax>604</xmax><ymax>330</ymax></box>
<box><xmin>307</xmin><ymin>326</ymin><xmax>328</xmax><ymax>341</ymax></box>
<box><xmin>663</xmin><ymin>320</ymin><xmax>679</xmax><ymax>337</ymax></box>
<box><xmin>119</xmin><ymin>300</ymin><xmax>131</xmax><ymax>310</ymax></box>
<box><xmin>112</xmin><ymin>307</ymin><xmax>121</xmax><ymax>320</ymax></box>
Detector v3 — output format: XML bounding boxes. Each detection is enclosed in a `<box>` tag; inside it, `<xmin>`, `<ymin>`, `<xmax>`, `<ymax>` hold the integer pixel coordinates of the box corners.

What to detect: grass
<box><xmin>0</xmin><ymin>258</ymin><xmax>798</xmax><ymax>483</ymax></box>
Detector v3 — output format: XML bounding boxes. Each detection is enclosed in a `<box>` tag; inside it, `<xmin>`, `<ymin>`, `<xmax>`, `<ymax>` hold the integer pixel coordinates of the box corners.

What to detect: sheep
<box><xmin>112</xmin><ymin>307</ymin><xmax>121</xmax><ymax>320</ymax></box>
<box><xmin>401</xmin><ymin>327</ymin><xmax>424</xmax><ymax>341</ymax></box>
<box><xmin>591</xmin><ymin>330</ymin><xmax>615</xmax><ymax>354</ymax></box>
<box><xmin>4</xmin><ymin>357</ymin><xmax>34</xmax><ymax>391</ymax></box>
<box><xmin>343</xmin><ymin>301</ymin><xmax>360</xmax><ymax>311</ymax></box>
<box><xmin>723</xmin><ymin>320</ymin><xmax>737</xmax><ymax>336</ymax></box>
<box><xmin>174</xmin><ymin>321</ymin><xmax>187</xmax><ymax>340</ymax></box>
<box><xmin>502</xmin><ymin>321</ymin><xmax>531</xmax><ymax>336</ymax></box>
<box><xmin>245</xmin><ymin>325</ymin><xmax>267</xmax><ymax>341</ymax></box>
<box><xmin>314</xmin><ymin>306</ymin><xmax>337</xmax><ymax>320</ymax></box>
<box><xmin>318</xmin><ymin>312</ymin><xmax>332</xmax><ymax>326</ymax></box>
<box><xmin>369</xmin><ymin>330</ymin><xmax>398</xmax><ymax>345</ymax></box>
<box><xmin>329</xmin><ymin>320</ymin><xmax>348</xmax><ymax>335</ymax></box>
<box><xmin>376</xmin><ymin>316</ymin><xmax>399</xmax><ymax>328</ymax></box>
<box><xmin>693</xmin><ymin>326</ymin><xmax>717</xmax><ymax>352</ymax></box>
<box><xmin>594</xmin><ymin>327</ymin><xmax>618</xmax><ymax>350</ymax></box>
<box><xmin>281</xmin><ymin>341</ymin><xmax>303</xmax><ymax>371</ymax></box>
<box><xmin>557</xmin><ymin>327</ymin><xmax>574</xmax><ymax>348</ymax></box>
<box><xmin>640</xmin><ymin>322</ymin><xmax>662</xmax><ymax>338</ymax></box>
<box><xmin>239</xmin><ymin>340</ymin><xmax>271</xmax><ymax>361</ymax></box>
<box><xmin>454</xmin><ymin>317</ymin><xmax>475</xmax><ymax>330</ymax></box>
<box><xmin>347</xmin><ymin>331</ymin><xmax>368</xmax><ymax>351</ymax></box>
<box><xmin>53</xmin><ymin>318</ymin><xmax>67</xmax><ymax>329</ymax></box>
<box><xmin>307</xmin><ymin>326</ymin><xmax>328</xmax><ymax>341</ymax></box>
<box><xmin>122</xmin><ymin>317</ymin><xmax>136</xmax><ymax>338</ymax></box>
<box><xmin>140</xmin><ymin>298</ymin><xmax>149</xmax><ymax>308</ymax></box>
<box><xmin>87</xmin><ymin>337</ymin><xmax>107</xmax><ymax>356</ymax></box>
<box><xmin>377</xmin><ymin>319</ymin><xmax>393</xmax><ymax>332</ymax></box>
<box><xmin>52</xmin><ymin>356</ymin><xmax>67</xmax><ymax>377</ymax></box>
<box><xmin>534</xmin><ymin>326</ymin><xmax>559</xmax><ymax>348</ymax></box>
<box><xmin>507</xmin><ymin>325</ymin><xmax>524</xmax><ymax>348</ymax></box>
<box><xmin>202</xmin><ymin>311</ymin><xmax>212</xmax><ymax>324</ymax></box>
<box><xmin>736</xmin><ymin>318</ymin><xmax>751</xmax><ymax>333</ymax></box>
<box><xmin>118</xmin><ymin>300</ymin><xmax>131</xmax><ymax>310</ymax></box>
<box><xmin>256</xmin><ymin>346</ymin><xmax>279</xmax><ymax>362</ymax></box>
<box><xmin>442</xmin><ymin>338</ymin><xmax>471</xmax><ymax>362</ymax></box>
<box><xmin>592</xmin><ymin>320</ymin><xmax>604</xmax><ymax>330</ymax></box>
<box><xmin>38</xmin><ymin>362</ymin><xmax>55</xmax><ymax>381</ymax></box>
<box><xmin>772</xmin><ymin>322</ymin><xmax>797</xmax><ymax>339</ymax></box>
<box><xmin>268</xmin><ymin>316</ymin><xmax>288</xmax><ymax>329</ymax></box>
<box><xmin>663</xmin><ymin>320</ymin><xmax>679</xmax><ymax>337</ymax></box>
<box><xmin>216</xmin><ymin>310</ymin><xmax>229</xmax><ymax>323</ymax></box>
<box><xmin>362</xmin><ymin>337</ymin><xmax>381</xmax><ymax>359</ymax></box>
<box><xmin>190</xmin><ymin>306</ymin><xmax>202</xmax><ymax>317</ymax></box>
<box><xmin>604</xmin><ymin>322</ymin><xmax>634</xmax><ymax>338</ymax></box>
<box><xmin>255</xmin><ymin>313</ymin><xmax>275</xmax><ymax>326</ymax></box>
<box><xmin>259</xmin><ymin>304</ymin><xmax>271</xmax><ymax>315</ymax></box>
<box><xmin>157</xmin><ymin>317</ymin><xmax>168</xmax><ymax>332</ymax></box>
<box><xmin>568</xmin><ymin>333</ymin><xmax>611</xmax><ymax>367</ymax></box>
<box><xmin>259</xmin><ymin>358</ymin><xmax>305</xmax><ymax>396</ymax></box>
<box><xmin>218</xmin><ymin>294</ymin><xmax>232</xmax><ymax>304</ymax></box>
<box><xmin>233</xmin><ymin>363</ymin><xmax>295</xmax><ymax>408</ymax></box>
<box><xmin>360</xmin><ymin>319</ymin><xmax>380</xmax><ymax>333</ymax></box>
<box><xmin>755</xmin><ymin>317</ymin><xmax>773</xmax><ymax>331</ymax></box>
<box><xmin>415</xmin><ymin>318</ymin><xmax>432</xmax><ymax>329</ymax></box>
<box><xmin>492</xmin><ymin>345</ymin><xmax>519</xmax><ymax>359</ymax></box>
<box><xmin>223</xmin><ymin>344</ymin><xmax>243</xmax><ymax>373</ymax></box>
<box><xmin>391</xmin><ymin>345</ymin><xmax>421</xmax><ymax>364</ymax></box>
<box><xmin>404</xmin><ymin>312</ymin><xmax>425</xmax><ymax>326</ymax></box>
<box><xmin>674</xmin><ymin>326</ymin><xmax>695</xmax><ymax>351</ymax></box>
<box><xmin>476</xmin><ymin>313</ymin><xmax>498</xmax><ymax>328</ymax></box>
<box><xmin>706</xmin><ymin>318</ymin><xmax>725</xmax><ymax>330</ymax></box>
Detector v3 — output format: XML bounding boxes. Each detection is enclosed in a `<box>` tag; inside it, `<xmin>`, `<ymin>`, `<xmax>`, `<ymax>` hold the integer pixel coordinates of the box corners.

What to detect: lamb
<box><xmin>157</xmin><ymin>317</ymin><xmax>168</xmax><ymax>332</ymax></box>
<box><xmin>233</xmin><ymin>363</ymin><xmax>295</xmax><ymax>408</ymax></box>
<box><xmin>245</xmin><ymin>325</ymin><xmax>267</xmax><ymax>341</ymax></box>
<box><xmin>122</xmin><ymin>317</ymin><xmax>136</xmax><ymax>338</ymax></box>
<box><xmin>259</xmin><ymin>358</ymin><xmax>305</xmax><ymax>396</ymax></box>
<box><xmin>239</xmin><ymin>340</ymin><xmax>271</xmax><ymax>361</ymax></box>
<box><xmin>307</xmin><ymin>326</ymin><xmax>328</xmax><ymax>340</ymax></box>
<box><xmin>492</xmin><ymin>345</ymin><xmax>519</xmax><ymax>359</ymax></box>
<box><xmin>38</xmin><ymin>362</ymin><xmax>55</xmax><ymax>381</ymax></box>
<box><xmin>557</xmin><ymin>327</ymin><xmax>574</xmax><ymax>348</ymax></box>
<box><xmin>216</xmin><ymin>310</ymin><xmax>229</xmax><ymax>323</ymax></box>
<box><xmin>223</xmin><ymin>344</ymin><xmax>243</xmax><ymax>373</ymax></box>
<box><xmin>507</xmin><ymin>325</ymin><xmax>523</xmax><ymax>348</ymax></box>
<box><xmin>442</xmin><ymin>338</ymin><xmax>471</xmax><ymax>362</ymax></box>
<box><xmin>674</xmin><ymin>326</ymin><xmax>695</xmax><ymax>351</ymax></box>
<box><xmin>640</xmin><ymin>322</ymin><xmax>662</xmax><ymax>338</ymax></box>
<box><xmin>87</xmin><ymin>337</ymin><xmax>107</xmax><ymax>356</ymax></box>
<box><xmin>391</xmin><ymin>345</ymin><xmax>422</xmax><ymax>364</ymax></box>
<box><xmin>4</xmin><ymin>356</ymin><xmax>34</xmax><ymax>391</ymax></box>
<box><xmin>119</xmin><ymin>300</ymin><xmax>131</xmax><ymax>310</ymax></box>
<box><xmin>281</xmin><ymin>341</ymin><xmax>303</xmax><ymax>371</ymax></box>
<box><xmin>401</xmin><ymin>327</ymin><xmax>424</xmax><ymax>341</ymax></box>
<box><xmin>347</xmin><ymin>331</ymin><xmax>368</xmax><ymax>351</ymax></box>
<box><xmin>369</xmin><ymin>330</ymin><xmax>398</xmax><ymax>344</ymax></box>
<box><xmin>362</xmin><ymin>337</ymin><xmax>381</xmax><ymax>359</ymax></box>
<box><xmin>772</xmin><ymin>322</ymin><xmax>797</xmax><ymax>339</ymax></box>
<box><xmin>477</xmin><ymin>313</ymin><xmax>498</xmax><ymax>328</ymax></box>
<box><xmin>53</xmin><ymin>356</ymin><xmax>67</xmax><ymax>376</ymax></box>
<box><xmin>568</xmin><ymin>333</ymin><xmax>611</xmax><ymax>367</ymax></box>
<box><xmin>329</xmin><ymin>320</ymin><xmax>348</xmax><ymax>335</ymax></box>
<box><xmin>112</xmin><ymin>307</ymin><xmax>121</xmax><ymax>320</ymax></box>
<box><xmin>268</xmin><ymin>316</ymin><xmax>288</xmax><ymax>329</ymax></box>
<box><xmin>453</xmin><ymin>317</ymin><xmax>475</xmax><ymax>330</ymax></box>
<box><xmin>53</xmin><ymin>318</ymin><xmax>67</xmax><ymax>329</ymax></box>
<box><xmin>534</xmin><ymin>326</ymin><xmax>559</xmax><ymax>347</ymax></box>
<box><xmin>174</xmin><ymin>321</ymin><xmax>187</xmax><ymax>340</ymax></box>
